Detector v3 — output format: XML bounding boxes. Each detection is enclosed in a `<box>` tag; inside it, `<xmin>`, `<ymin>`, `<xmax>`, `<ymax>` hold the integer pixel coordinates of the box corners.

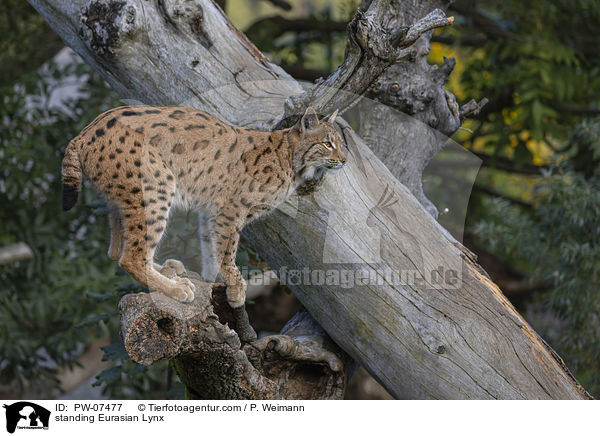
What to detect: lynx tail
<box><xmin>61</xmin><ymin>138</ymin><xmax>83</xmax><ymax>211</ymax></box>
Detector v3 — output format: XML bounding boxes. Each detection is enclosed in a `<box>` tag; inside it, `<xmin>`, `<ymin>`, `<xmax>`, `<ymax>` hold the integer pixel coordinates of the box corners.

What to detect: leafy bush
<box><xmin>0</xmin><ymin>52</ymin><xmax>124</xmax><ymax>396</ymax></box>
<box><xmin>474</xmin><ymin>119</ymin><xmax>600</xmax><ymax>396</ymax></box>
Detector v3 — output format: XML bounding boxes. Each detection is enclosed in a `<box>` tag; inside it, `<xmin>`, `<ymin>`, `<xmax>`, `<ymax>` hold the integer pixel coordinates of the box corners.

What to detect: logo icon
<box><xmin>3</xmin><ymin>402</ymin><xmax>50</xmax><ymax>434</ymax></box>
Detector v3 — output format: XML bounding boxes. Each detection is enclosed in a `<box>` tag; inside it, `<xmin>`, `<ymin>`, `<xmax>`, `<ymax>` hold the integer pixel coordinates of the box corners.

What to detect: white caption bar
<box><xmin>0</xmin><ymin>400</ymin><xmax>597</xmax><ymax>436</ymax></box>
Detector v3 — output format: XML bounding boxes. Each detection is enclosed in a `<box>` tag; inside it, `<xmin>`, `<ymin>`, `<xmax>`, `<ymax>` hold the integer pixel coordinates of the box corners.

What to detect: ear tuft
<box><xmin>300</xmin><ymin>107</ymin><xmax>319</xmax><ymax>133</ymax></box>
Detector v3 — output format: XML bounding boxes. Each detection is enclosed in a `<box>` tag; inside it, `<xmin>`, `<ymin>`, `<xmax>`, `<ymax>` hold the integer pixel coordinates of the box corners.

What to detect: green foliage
<box><xmin>445</xmin><ymin>0</ymin><xmax>600</xmax><ymax>395</ymax></box>
<box><xmin>453</xmin><ymin>0</ymin><xmax>600</xmax><ymax>162</ymax></box>
<box><xmin>244</xmin><ymin>0</ymin><xmax>355</xmax><ymax>74</ymax></box>
<box><xmin>568</xmin><ymin>119</ymin><xmax>600</xmax><ymax>178</ymax></box>
<box><xmin>0</xmin><ymin>52</ymin><xmax>127</xmax><ymax>395</ymax></box>
<box><xmin>95</xmin><ymin>348</ymin><xmax>186</xmax><ymax>400</ymax></box>
<box><xmin>0</xmin><ymin>0</ymin><xmax>64</xmax><ymax>89</ymax></box>
<box><xmin>473</xmin><ymin>119</ymin><xmax>600</xmax><ymax>395</ymax></box>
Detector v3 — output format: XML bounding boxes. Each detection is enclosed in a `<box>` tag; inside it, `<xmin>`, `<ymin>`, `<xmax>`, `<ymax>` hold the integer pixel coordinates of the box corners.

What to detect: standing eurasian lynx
<box><xmin>61</xmin><ymin>106</ymin><xmax>346</xmax><ymax>341</ymax></box>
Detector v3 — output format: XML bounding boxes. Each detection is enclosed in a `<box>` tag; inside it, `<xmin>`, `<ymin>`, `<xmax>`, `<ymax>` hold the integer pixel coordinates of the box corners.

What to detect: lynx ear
<box><xmin>300</xmin><ymin>107</ymin><xmax>319</xmax><ymax>133</ymax></box>
<box><xmin>326</xmin><ymin>109</ymin><xmax>339</xmax><ymax>124</ymax></box>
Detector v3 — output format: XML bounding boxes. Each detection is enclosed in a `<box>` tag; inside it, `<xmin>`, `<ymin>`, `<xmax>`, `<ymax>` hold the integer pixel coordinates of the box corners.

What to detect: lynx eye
<box><xmin>323</xmin><ymin>141</ymin><xmax>335</xmax><ymax>150</ymax></box>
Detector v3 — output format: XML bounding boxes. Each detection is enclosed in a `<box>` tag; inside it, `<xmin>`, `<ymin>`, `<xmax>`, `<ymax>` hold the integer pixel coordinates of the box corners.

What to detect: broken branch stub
<box><xmin>276</xmin><ymin>3</ymin><xmax>454</xmax><ymax>128</ymax></box>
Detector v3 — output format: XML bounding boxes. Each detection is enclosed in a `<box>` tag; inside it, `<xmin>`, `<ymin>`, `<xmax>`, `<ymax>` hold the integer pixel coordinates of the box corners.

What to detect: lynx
<box><xmin>61</xmin><ymin>105</ymin><xmax>346</xmax><ymax>341</ymax></box>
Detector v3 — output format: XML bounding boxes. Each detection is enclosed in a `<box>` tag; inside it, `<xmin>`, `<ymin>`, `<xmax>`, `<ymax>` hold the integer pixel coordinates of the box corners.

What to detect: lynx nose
<box><xmin>341</xmin><ymin>158</ymin><xmax>347</xmax><ymax>165</ymax></box>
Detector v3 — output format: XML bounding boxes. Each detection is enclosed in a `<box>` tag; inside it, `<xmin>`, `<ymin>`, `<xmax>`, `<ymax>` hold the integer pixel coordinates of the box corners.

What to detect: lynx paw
<box><xmin>168</xmin><ymin>277</ymin><xmax>195</xmax><ymax>303</ymax></box>
<box><xmin>296</xmin><ymin>168</ymin><xmax>326</xmax><ymax>195</ymax></box>
<box><xmin>160</xmin><ymin>259</ymin><xmax>187</xmax><ymax>278</ymax></box>
<box><xmin>225</xmin><ymin>281</ymin><xmax>247</xmax><ymax>309</ymax></box>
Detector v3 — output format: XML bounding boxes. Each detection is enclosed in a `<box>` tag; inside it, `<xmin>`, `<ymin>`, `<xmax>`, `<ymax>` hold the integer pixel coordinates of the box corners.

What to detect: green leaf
<box><xmin>93</xmin><ymin>365</ymin><xmax>122</xmax><ymax>386</ymax></box>
<box><xmin>86</xmin><ymin>291</ymin><xmax>115</xmax><ymax>302</ymax></box>
<box><xmin>531</xmin><ymin>99</ymin><xmax>543</xmax><ymax>139</ymax></box>
<box><xmin>101</xmin><ymin>341</ymin><xmax>129</xmax><ymax>362</ymax></box>
<box><xmin>75</xmin><ymin>314</ymin><xmax>110</xmax><ymax>328</ymax></box>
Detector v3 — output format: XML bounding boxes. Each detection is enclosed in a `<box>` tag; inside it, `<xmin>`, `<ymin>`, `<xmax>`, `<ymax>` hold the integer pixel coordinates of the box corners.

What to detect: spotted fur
<box><xmin>62</xmin><ymin>106</ymin><xmax>346</xmax><ymax>309</ymax></box>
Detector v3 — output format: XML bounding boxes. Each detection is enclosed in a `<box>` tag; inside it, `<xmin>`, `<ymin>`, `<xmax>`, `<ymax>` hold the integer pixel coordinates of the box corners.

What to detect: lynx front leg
<box><xmin>212</xmin><ymin>213</ymin><xmax>257</xmax><ymax>342</ymax></box>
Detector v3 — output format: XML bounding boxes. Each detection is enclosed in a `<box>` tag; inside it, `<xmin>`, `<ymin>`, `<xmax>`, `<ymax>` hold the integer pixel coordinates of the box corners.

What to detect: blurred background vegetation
<box><xmin>1</xmin><ymin>0</ymin><xmax>599</xmax><ymax>399</ymax></box>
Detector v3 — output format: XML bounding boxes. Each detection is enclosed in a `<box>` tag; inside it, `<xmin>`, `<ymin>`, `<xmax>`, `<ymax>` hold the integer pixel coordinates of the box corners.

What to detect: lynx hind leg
<box><xmin>118</xmin><ymin>204</ymin><xmax>194</xmax><ymax>302</ymax></box>
<box><xmin>107</xmin><ymin>202</ymin><xmax>124</xmax><ymax>261</ymax></box>
<box><xmin>115</xmin><ymin>171</ymin><xmax>195</xmax><ymax>302</ymax></box>
<box><xmin>198</xmin><ymin>211</ymin><xmax>218</xmax><ymax>282</ymax></box>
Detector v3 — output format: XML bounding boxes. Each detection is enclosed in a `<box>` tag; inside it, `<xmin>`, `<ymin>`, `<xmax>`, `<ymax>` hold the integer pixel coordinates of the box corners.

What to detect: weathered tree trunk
<box><xmin>29</xmin><ymin>0</ymin><xmax>592</xmax><ymax>399</ymax></box>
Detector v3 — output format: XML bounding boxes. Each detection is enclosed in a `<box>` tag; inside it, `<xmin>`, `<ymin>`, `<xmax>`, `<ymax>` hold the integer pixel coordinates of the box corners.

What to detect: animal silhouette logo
<box><xmin>3</xmin><ymin>402</ymin><xmax>50</xmax><ymax>433</ymax></box>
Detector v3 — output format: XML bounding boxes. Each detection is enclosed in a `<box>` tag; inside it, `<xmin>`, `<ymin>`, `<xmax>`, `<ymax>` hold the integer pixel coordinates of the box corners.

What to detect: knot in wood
<box><xmin>79</xmin><ymin>0</ymin><xmax>137</xmax><ymax>55</ymax></box>
<box><xmin>168</xmin><ymin>1</ymin><xmax>213</xmax><ymax>49</ymax></box>
<box><xmin>352</xmin><ymin>11</ymin><xmax>396</xmax><ymax>61</ymax></box>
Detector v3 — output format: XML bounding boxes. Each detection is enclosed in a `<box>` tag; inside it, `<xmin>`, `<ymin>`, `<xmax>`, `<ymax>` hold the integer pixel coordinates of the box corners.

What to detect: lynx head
<box><xmin>291</xmin><ymin>107</ymin><xmax>347</xmax><ymax>181</ymax></box>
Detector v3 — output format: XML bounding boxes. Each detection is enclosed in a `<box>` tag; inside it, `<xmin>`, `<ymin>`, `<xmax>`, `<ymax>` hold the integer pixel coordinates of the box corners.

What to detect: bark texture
<box><xmin>29</xmin><ymin>0</ymin><xmax>592</xmax><ymax>399</ymax></box>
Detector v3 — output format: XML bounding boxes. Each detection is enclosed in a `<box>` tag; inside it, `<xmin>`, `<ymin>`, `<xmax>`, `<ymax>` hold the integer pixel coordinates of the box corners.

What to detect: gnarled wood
<box><xmin>120</xmin><ymin>275</ymin><xmax>352</xmax><ymax>399</ymax></box>
<box><xmin>28</xmin><ymin>0</ymin><xmax>591</xmax><ymax>399</ymax></box>
<box><xmin>276</xmin><ymin>2</ymin><xmax>454</xmax><ymax>128</ymax></box>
